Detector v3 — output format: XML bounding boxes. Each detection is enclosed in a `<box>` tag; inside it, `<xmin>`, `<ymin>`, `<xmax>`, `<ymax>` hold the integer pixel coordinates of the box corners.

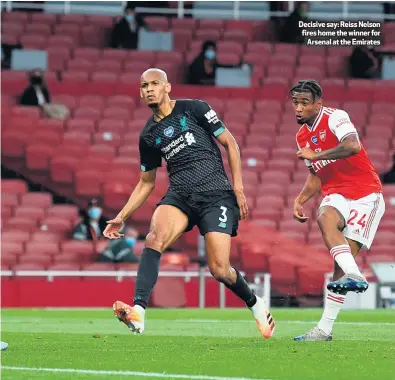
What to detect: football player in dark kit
<box><xmin>104</xmin><ymin>68</ymin><xmax>275</xmax><ymax>338</ymax></box>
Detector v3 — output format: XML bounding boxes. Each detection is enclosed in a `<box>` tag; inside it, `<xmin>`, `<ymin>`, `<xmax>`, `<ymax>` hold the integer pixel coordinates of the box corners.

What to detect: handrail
<box><xmin>0</xmin><ymin>270</ymin><xmax>271</xmax><ymax>308</ymax></box>
<box><xmin>3</xmin><ymin>1</ymin><xmax>395</xmax><ymax>21</ymax></box>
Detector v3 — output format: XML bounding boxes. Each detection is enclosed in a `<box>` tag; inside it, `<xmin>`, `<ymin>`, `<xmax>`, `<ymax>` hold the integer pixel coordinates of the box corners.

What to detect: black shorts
<box><xmin>157</xmin><ymin>190</ymin><xmax>240</xmax><ymax>237</ymax></box>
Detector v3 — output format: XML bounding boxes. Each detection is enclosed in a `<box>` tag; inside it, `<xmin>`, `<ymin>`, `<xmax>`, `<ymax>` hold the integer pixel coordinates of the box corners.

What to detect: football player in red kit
<box><xmin>291</xmin><ymin>80</ymin><xmax>385</xmax><ymax>341</ymax></box>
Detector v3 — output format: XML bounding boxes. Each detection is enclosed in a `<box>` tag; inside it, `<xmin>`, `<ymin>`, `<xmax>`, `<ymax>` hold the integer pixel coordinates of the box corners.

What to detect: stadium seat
<box><xmin>25</xmin><ymin>144</ymin><xmax>56</xmax><ymax>171</ymax></box>
<box><xmin>40</xmin><ymin>217</ymin><xmax>72</xmax><ymax>233</ymax></box>
<box><xmin>14</xmin><ymin>206</ymin><xmax>46</xmax><ymax>221</ymax></box>
<box><xmin>20</xmin><ymin>193</ymin><xmax>52</xmax><ymax>208</ymax></box>
<box><xmin>74</xmin><ymin>169</ymin><xmax>105</xmax><ymax>198</ymax></box>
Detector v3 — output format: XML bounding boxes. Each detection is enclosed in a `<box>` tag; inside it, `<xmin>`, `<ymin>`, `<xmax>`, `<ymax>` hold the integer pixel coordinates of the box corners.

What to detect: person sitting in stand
<box><xmin>72</xmin><ymin>198</ymin><xmax>107</xmax><ymax>241</ymax></box>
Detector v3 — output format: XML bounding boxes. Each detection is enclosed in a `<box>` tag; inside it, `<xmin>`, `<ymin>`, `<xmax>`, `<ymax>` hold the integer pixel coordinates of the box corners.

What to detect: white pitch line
<box><xmin>175</xmin><ymin>319</ymin><xmax>395</xmax><ymax>326</ymax></box>
<box><xmin>1</xmin><ymin>366</ymin><xmax>271</xmax><ymax>380</ymax></box>
<box><xmin>3</xmin><ymin>319</ymin><xmax>395</xmax><ymax>326</ymax></box>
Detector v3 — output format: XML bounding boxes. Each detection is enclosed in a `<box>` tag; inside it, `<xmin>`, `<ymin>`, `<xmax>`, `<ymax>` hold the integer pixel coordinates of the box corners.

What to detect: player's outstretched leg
<box><xmin>295</xmin><ymin>239</ymin><xmax>362</xmax><ymax>341</ymax></box>
<box><xmin>294</xmin><ymin>264</ymin><xmax>345</xmax><ymax>341</ymax></box>
<box><xmin>317</xmin><ymin>206</ymin><xmax>368</xmax><ymax>295</ymax></box>
<box><xmin>205</xmin><ymin>232</ymin><xmax>275</xmax><ymax>338</ymax></box>
<box><xmin>113</xmin><ymin>205</ymin><xmax>188</xmax><ymax>334</ymax></box>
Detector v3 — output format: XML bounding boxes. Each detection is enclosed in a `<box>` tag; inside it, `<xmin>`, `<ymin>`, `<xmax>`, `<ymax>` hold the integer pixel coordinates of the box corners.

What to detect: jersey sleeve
<box><xmin>328</xmin><ymin>109</ymin><xmax>358</xmax><ymax>142</ymax></box>
<box><xmin>296</xmin><ymin>138</ymin><xmax>313</xmax><ymax>169</ymax></box>
<box><xmin>139</xmin><ymin>135</ymin><xmax>162</xmax><ymax>172</ymax></box>
<box><xmin>190</xmin><ymin>100</ymin><xmax>226</xmax><ymax>137</ymax></box>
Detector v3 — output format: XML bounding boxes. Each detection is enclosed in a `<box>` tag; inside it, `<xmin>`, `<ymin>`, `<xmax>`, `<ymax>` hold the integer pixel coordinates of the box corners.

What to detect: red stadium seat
<box><xmin>107</xmin><ymin>95</ymin><xmax>135</xmax><ymax>108</ymax></box>
<box><xmin>46</xmin><ymin>205</ymin><xmax>79</xmax><ymax>220</ymax></box>
<box><xmin>1</xmin><ymin>179</ymin><xmax>28</xmax><ymax>195</ymax></box>
<box><xmin>50</xmin><ymin>155</ymin><xmax>80</xmax><ymax>184</ymax></box>
<box><xmin>18</xmin><ymin>253</ymin><xmax>53</xmax><ymax>267</ymax></box>
<box><xmin>40</xmin><ymin>217</ymin><xmax>72</xmax><ymax>233</ymax></box>
<box><xmin>101</xmin><ymin>49</ymin><xmax>129</xmax><ymax>60</ymax></box>
<box><xmin>198</xmin><ymin>19</ymin><xmax>225</xmax><ymax>29</ymax></box>
<box><xmin>25</xmin><ymin>144</ymin><xmax>56</xmax><ymax>171</ymax></box>
<box><xmin>274</xmin><ymin>43</ymin><xmax>299</xmax><ymax>55</ymax></box>
<box><xmin>30</xmin><ymin>231</ymin><xmax>63</xmax><ymax>242</ymax></box>
<box><xmin>5</xmin><ymin>217</ymin><xmax>38</xmax><ymax>232</ymax></box>
<box><xmin>144</xmin><ymin>16</ymin><xmax>170</xmax><ymax>31</ymax></box>
<box><xmin>97</xmin><ymin>119</ymin><xmax>127</xmax><ymax>134</ymax></box>
<box><xmin>66</xmin><ymin>119</ymin><xmax>96</xmax><ymax>133</ymax></box>
<box><xmin>61</xmin><ymin>241</ymin><xmax>95</xmax><ymax>256</ymax></box>
<box><xmin>19</xmin><ymin>34</ymin><xmax>48</xmax><ymax>49</ymax></box>
<box><xmin>91</xmin><ymin>71</ymin><xmax>119</xmax><ymax>83</ymax></box>
<box><xmin>20</xmin><ymin>193</ymin><xmax>52</xmax><ymax>208</ymax></box>
<box><xmin>2</xmin><ymin>231</ymin><xmax>31</xmax><ymax>243</ymax></box>
<box><xmin>74</xmin><ymin>169</ymin><xmax>106</xmax><ymax>198</ymax></box>
<box><xmin>14</xmin><ymin>206</ymin><xmax>46</xmax><ymax>221</ymax></box>
<box><xmin>196</xmin><ymin>28</ymin><xmax>221</xmax><ymax>41</ymax></box>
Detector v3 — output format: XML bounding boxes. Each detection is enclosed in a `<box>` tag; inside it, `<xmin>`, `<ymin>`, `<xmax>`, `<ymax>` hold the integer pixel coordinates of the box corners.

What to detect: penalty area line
<box><xmin>1</xmin><ymin>366</ymin><xmax>272</xmax><ymax>380</ymax></box>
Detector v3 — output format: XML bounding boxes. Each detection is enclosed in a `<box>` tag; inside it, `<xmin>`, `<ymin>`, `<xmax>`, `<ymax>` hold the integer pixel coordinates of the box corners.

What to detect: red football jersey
<box><xmin>296</xmin><ymin>107</ymin><xmax>382</xmax><ymax>199</ymax></box>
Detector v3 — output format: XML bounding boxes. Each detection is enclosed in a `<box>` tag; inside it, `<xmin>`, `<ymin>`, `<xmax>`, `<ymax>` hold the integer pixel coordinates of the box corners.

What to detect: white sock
<box><xmin>330</xmin><ymin>244</ymin><xmax>362</xmax><ymax>276</ymax></box>
<box><xmin>317</xmin><ymin>291</ymin><xmax>346</xmax><ymax>335</ymax></box>
<box><xmin>134</xmin><ymin>304</ymin><xmax>146</xmax><ymax>317</ymax></box>
<box><xmin>250</xmin><ymin>296</ymin><xmax>265</xmax><ymax>316</ymax></box>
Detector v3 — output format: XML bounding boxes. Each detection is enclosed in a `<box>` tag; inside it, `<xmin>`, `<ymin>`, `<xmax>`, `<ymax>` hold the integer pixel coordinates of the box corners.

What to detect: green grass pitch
<box><xmin>1</xmin><ymin>308</ymin><xmax>395</xmax><ymax>380</ymax></box>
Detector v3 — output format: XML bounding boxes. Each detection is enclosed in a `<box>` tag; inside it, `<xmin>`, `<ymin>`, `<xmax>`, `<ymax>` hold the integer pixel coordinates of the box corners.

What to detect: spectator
<box><xmin>349</xmin><ymin>46</ymin><xmax>381</xmax><ymax>79</ymax></box>
<box><xmin>188</xmin><ymin>41</ymin><xmax>230</xmax><ymax>86</ymax></box>
<box><xmin>20</xmin><ymin>69</ymin><xmax>69</xmax><ymax>119</ymax></box>
<box><xmin>381</xmin><ymin>153</ymin><xmax>395</xmax><ymax>184</ymax></box>
<box><xmin>280</xmin><ymin>1</ymin><xmax>308</xmax><ymax>44</ymax></box>
<box><xmin>20</xmin><ymin>69</ymin><xmax>50</xmax><ymax>107</ymax></box>
<box><xmin>110</xmin><ymin>4</ymin><xmax>148</xmax><ymax>50</ymax></box>
<box><xmin>97</xmin><ymin>226</ymin><xmax>139</xmax><ymax>263</ymax></box>
<box><xmin>72</xmin><ymin>198</ymin><xmax>107</xmax><ymax>241</ymax></box>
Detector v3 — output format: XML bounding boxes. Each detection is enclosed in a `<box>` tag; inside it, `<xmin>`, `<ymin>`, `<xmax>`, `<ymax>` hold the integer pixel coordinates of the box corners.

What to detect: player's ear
<box><xmin>139</xmin><ymin>88</ymin><xmax>144</xmax><ymax>99</ymax></box>
<box><xmin>165</xmin><ymin>82</ymin><xmax>171</xmax><ymax>94</ymax></box>
<box><xmin>316</xmin><ymin>98</ymin><xmax>323</xmax><ymax>109</ymax></box>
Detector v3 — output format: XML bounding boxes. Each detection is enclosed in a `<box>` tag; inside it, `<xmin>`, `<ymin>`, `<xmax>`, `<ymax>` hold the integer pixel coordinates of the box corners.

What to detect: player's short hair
<box><xmin>289</xmin><ymin>80</ymin><xmax>322</xmax><ymax>102</ymax></box>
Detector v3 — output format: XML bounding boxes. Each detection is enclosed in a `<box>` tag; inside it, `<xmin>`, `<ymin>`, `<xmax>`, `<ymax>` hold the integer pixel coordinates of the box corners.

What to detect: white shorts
<box><xmin>318</xmin><ymin>192</ymin><xmax>385</xmax><ymax>249</ymax></box>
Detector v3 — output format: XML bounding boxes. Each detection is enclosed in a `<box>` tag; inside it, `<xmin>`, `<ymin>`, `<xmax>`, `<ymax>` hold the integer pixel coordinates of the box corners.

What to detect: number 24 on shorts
<box><xmin>347</xmin><ymin>209</ymin><xmax>367</xmax><ymax>228</ymax></box>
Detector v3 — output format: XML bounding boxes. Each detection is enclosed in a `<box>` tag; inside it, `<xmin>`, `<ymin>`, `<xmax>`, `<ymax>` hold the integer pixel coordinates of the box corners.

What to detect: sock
<box><xmin>330</xmin><ymin>244</ymin><xmax>362</xmax><ymax>276</ymax></box>
<box><xmin>317</xmin><ymin>291</ymin><xmax>346</xmax><ymax>335</ymax></box>
<box><xmin>133</xmin><ymin>248</ymin><xmax>161</xmax><ymax>309</ymax></box>
<box><xmin>225</xmin><ymin>268</ymin><xmax>257</xmax><ymax>307</ymax></box>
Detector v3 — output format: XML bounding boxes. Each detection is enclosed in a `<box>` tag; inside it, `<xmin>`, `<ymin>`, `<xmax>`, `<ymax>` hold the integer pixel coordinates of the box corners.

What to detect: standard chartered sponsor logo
<box><xmin>162</xmin><ymin>133</ymin><xmax>196</xmax><ymax>160</ymax></box>
<box><xmin>162</xmin><ymin>135</ymin><xmax>185</xmax><ymax>153</ymax></box>
<box><xmin>165</xmin><ymin>142</ymin><xmax>187</xmax><ymax>159</ymax></box>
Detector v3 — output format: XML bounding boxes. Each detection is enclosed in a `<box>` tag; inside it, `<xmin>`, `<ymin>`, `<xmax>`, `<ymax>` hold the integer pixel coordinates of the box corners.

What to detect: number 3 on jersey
<box><xmin>218</xmin><ymin>206</ymin><xmax>228</xmax><ymax>228</ymax></box>
<box><xmin>347</xmin><ymin>209</ymin><xmax>367</xmax><ymax>228</ymax></box>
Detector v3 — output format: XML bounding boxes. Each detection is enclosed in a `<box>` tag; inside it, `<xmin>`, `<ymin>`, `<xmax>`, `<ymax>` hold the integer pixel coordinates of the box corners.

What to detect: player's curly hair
<box><xmin>289</xmin><ymin>80</ymin><xmax>322</xmax><ymax>102</ymax></box>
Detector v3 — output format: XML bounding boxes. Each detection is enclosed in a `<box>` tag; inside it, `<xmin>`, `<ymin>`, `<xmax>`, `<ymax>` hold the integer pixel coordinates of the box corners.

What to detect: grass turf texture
<box><xmin>1</xmin><ymin>308</ymin><xmax>395</xmax><ymax>380</ymax></box>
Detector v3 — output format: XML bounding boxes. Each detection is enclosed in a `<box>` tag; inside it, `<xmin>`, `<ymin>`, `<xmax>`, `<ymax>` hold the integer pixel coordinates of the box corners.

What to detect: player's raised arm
<box><xmin>104</xmin><ymin>135</ymin><xmax>161</xmax><ymax>239</ymax></box>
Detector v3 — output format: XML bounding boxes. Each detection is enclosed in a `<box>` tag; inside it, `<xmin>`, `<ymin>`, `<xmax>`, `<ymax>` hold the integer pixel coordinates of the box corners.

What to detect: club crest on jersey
<box><xmin>311</xmin><ymin>136</ymin><xmax>318</xmax><ymax>145</ymax></box>
<box><xmin>164</xmin><ymin>126</ymin><xmax>174</xmax><ymax>137</ymax></box>
<box><xmin>319</xmin><ymin>130</ymin><xmax>326</xmax><ymax>141</ymax></box>
<box><xmin>179</xmin><ymin>116</ymin><xmax>189</xmax><ymax>131</ymax></box>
